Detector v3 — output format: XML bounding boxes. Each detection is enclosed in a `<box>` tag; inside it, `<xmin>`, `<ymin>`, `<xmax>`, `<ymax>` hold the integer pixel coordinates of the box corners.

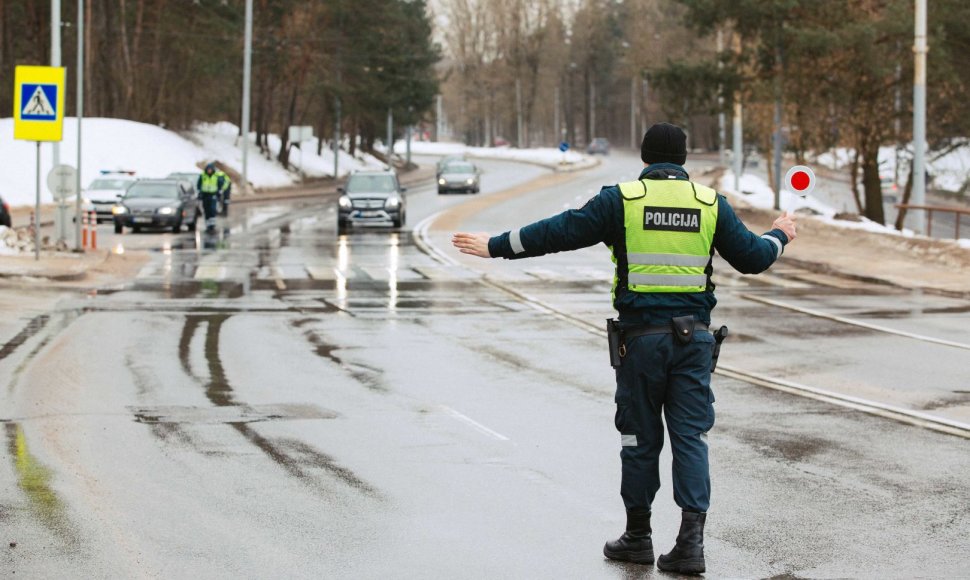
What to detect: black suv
<box><xmin>337</xmin><ymin>170</ymin><xmax>407</xmax><ymax>231</ymax></box>
<box><xmin>113</xmin><ymin>179</ymin><xmax>202</xmax><ymax>234</ymax></box>
<box><xmin>0</xmin><ymin>194</ymin><xmax>11</xmax><ymax>228</ymax></box>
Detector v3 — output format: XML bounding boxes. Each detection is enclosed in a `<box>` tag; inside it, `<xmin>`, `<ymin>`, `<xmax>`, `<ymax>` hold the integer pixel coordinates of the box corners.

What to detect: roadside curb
<box><xmin>0</xmin><ymin>250</ymin><xmax>109</xmax><ymax>282</ymax></box>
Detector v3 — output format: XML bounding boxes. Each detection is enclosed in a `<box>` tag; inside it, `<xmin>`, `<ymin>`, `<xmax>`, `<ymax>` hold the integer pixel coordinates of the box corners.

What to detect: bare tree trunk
<box><xmin>849</xmin><ymin>148</ymin><xmax>864</xmax><ymax>214</ymax></box>
<box><xmin>894</xmin><ymin>163</ymin><xmax>914</xmax><ymax>230</ymax></box>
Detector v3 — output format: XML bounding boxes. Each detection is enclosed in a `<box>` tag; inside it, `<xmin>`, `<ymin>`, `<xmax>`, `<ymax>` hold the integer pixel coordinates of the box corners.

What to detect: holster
<box><xmin>607</xmin><ymin>318</ymin><xmax>625</xmax><ymax>368</ymax></box>
<box><xmin>711</xmin><ymin>325</ymin><xmax>729</xmax><ymax>372</ymax></box>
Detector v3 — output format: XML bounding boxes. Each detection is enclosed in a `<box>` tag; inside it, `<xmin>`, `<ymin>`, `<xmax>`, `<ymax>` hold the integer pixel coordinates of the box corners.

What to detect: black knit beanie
<box><xmin>640</xmin><ymin>122</ymin><xmax>688</xmax><ymax>166</ymax></box>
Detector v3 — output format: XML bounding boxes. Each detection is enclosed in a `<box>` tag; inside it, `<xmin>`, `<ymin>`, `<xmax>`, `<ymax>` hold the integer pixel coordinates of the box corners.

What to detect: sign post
<box><xmin>287</xmin><ymin>125</ymin><xmax>314</xmax><ymax>181</ymax></box>
<box><xmin>14</xmin><ymin>65</ymin><xmax>66</xmax><ymax>260</ymax></box>
<box><xmin>558</xmin><ymin>141</ymin><xmax>570</xmax><ymax>165</ymax></box>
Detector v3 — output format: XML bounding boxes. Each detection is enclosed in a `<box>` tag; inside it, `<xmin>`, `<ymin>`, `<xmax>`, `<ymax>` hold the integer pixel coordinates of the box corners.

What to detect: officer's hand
<box><xmin>772</xmin><ymin>211</ymin><xmax>797</xmax><ymax>242</ymax></box>
<box><xmin>452</xmin><ymin>232</ymin><xmax>491</xmax><ymax>258</ymax></box>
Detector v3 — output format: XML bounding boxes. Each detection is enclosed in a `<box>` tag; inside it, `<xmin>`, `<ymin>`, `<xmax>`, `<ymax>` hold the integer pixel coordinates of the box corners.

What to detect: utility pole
<box><xmin>589</xmin><ymin>78</ymin><xmax>596</xmax><ymax>140</ymax></box>
<box><xmin>515</xmin><ymin>79</ymin><xmax>523</xmax><ymax>148</ymax></box>
<box><xmin>386</xmin><ymin>108</ymin><xmax>394</xmax><ymax>161</ymax></box>
<box><xmin>554</xmin><ymin>86</ymin><xmax>560</xmax><ymax>144</ymax></box>
<box><xmin>241</xmin><ymin>0</ymin><xmax>253</xmax><ymax>195</ymax></box>
<box><xmin>435</xmin><ymin>95</ymin><xmax>443</xmax><ymax>142</ymax></box>
<box><xmin>52</xmin><ymin>0</ymin><xmax>64</xmax><ymax>244</ymax></box>
<box><xmin>732</xmin><ymin>33</ymin><xmax>743</xmax><ymax>192</ymax></box>
<box><xmin>333</xmin><ymin>96</ymin><xmax>341</xmax><ymax>179</ymax></box>
<box><xmin>912</xmin><ymin>0</ymin><xmax>928</xmax><ymax>233</ymax></box>
<box><xmin>717</xmin><ymin>29</ymin><xmax>726</xmax><ymax>167</ymax></box>
<box><xmin>75</xmin><ymin>0</ymin><xmax>84</xmax><ymax>250</ymax></box>
<box><xmin>771</xmin><ymin>33</ymin><xmax>783</xmax><ymax>211</ymax></box>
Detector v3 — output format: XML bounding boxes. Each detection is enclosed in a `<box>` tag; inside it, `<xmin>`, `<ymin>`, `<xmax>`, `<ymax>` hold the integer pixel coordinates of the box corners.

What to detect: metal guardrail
<box><xmin>895</xmin><ymin>203</ymin><xmax>970</xmax><ymax>238</ymax></box>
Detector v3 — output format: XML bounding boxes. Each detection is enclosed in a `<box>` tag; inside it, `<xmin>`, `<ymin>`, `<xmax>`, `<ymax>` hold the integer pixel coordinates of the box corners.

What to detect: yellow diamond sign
<box><xmin>14</xmin><ymin>65</ymin><xmax>66</xmax><ymax>142</ymax></box>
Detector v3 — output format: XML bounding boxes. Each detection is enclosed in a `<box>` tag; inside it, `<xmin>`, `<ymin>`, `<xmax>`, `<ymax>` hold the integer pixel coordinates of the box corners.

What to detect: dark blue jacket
<box><xmin>487</xmin><ymin>163</ymin><xmax>789</xmax><ymax>325</ymax></box>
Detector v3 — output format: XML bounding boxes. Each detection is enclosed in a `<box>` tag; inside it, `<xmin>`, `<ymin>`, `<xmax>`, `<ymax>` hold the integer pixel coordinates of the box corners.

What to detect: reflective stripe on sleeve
<box><xmin>509</xmin><ymin>228</ymin><xmax>525</xmax><ymax>255</ymax></box>
<box><xmin>621</xmin><ymin>434</ymin><xmax>638</xmax><ymax>447</ymax></box>
<box><xmin>629</xmin><ymin>273</ymin><xmax>708</xmax><ymax>287</ymax></box>
<box><xmin>761</xmin><ymin>234</ymin><xmax>783</xmax><ymax>260</ymax></box>
<box><xmin>627</xmin><ymin>252</ymin><xmax>710</xmax><ymax>267</ymax></box>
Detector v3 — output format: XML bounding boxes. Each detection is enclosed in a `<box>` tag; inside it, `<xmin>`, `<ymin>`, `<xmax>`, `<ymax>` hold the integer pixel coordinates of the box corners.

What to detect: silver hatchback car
<box><xmin>337</xmin><ymin>169</ymin><xmax>407</xmax><ymax>231</ymax></box>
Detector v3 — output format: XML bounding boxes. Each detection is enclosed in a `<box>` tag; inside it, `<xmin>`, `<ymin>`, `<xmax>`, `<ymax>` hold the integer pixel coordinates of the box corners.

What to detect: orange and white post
<box><xmin>89</xmin><ymin>211</ymin><xmax>97</xmax><ymax>250</ymax></box>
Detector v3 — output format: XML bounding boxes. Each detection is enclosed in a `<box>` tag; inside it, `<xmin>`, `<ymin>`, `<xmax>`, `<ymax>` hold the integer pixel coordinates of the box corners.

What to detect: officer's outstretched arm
<box><xmin>452</xmin><ymin>232</ymin><xmax>491</xmax><ymax>258</ymax></box>
<box><xmin>714</xmin><ymin>197</ymin><xmax>795</xmax><ymax>274</ymax></box>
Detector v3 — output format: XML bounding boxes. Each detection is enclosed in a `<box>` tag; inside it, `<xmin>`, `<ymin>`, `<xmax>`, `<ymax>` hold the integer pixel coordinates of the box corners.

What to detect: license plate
<box><xmin>358</xmin><ymin>211</ymin><xmax>379</xmax><ymax>218</ymax></box>
<box><xmin>133</xmin><ymin>216</ymin><xmax>152</xmax><ymax>224</ymax></box>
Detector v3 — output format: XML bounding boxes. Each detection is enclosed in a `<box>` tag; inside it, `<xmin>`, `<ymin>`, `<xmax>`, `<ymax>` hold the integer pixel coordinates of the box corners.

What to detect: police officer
<box><xmin>452</xmin><ymin>122</ymin><xmax>797</xmax><ymax>574</ymax></box>
<box><xmin>197</xmin><ymin>163</ymin><xmax>231</xmax><ymax>231</ymax></box>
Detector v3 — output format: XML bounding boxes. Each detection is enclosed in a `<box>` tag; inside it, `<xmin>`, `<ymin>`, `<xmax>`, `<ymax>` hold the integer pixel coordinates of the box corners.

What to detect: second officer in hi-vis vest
<box><xmin>452</xmin><ymin>123</ymin><xmax>797</xmax><ymax>574</ymax></box>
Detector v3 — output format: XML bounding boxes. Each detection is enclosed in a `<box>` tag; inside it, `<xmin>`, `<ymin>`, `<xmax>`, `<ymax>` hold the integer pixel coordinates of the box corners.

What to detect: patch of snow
<box><xmin>0</xmin><ymin>117</ymin><xmax>386</xmax><ymax>208</ymax></box>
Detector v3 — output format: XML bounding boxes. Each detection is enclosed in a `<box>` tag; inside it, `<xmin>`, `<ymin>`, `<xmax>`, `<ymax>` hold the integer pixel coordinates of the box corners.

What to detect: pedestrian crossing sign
<box><xmin>13</xmin><ymin>65</ymin><xmax>66</xmax><ymax>142</ymax></box>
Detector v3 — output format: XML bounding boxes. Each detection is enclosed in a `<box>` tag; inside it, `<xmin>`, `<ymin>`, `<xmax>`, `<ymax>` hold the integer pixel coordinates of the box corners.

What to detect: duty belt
<box><xmin>621</xmin><ymin>320</ymin><xmax>710</xmax><ymax>342</ymax></box>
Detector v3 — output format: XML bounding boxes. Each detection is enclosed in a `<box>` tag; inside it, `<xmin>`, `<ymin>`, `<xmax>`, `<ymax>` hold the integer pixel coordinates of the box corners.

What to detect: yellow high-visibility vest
<box><xmin>611</xmin><ymin>179</ymin><xmax>718</xmax><ymax>295</ymax></box>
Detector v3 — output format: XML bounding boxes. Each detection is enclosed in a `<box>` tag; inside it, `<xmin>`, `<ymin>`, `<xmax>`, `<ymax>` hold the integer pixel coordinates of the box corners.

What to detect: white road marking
<box><xmin>439</xmin><ymin>405</ymin><xmax>510</xmax><ymax>441</ymax></box>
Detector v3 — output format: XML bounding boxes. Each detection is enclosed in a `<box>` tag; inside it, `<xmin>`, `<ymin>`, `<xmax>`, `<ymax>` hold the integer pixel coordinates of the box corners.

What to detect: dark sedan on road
<box><xmin>586</xmin><ymin>137</ymin><xmax>611</xmax><ymax>155</ymax></box>
<box><xmin>337</xmin><ymin>170</ymin><xmax>407</xmax><ymax>231</ymax></box>
<box><xmin>112</xmin><ymin>179</ymin><xmax>202</xmax><ymax>234</ymax></box>
<box><xmin>438</xmin><ymin>161</ymin><xmax>481</xmax><ymax>194</ymax></box>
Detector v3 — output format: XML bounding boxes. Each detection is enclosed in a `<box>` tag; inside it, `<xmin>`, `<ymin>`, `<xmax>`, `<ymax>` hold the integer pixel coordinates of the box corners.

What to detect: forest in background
<box><xmin>437</xmin><ymin>0</ymin><xmax>970</xmax><ymax>224</ymax></box>
<box><xmin>0</xmin><ymin>0</ymin><xmax>440</xmax><ymax>166</ymax></box>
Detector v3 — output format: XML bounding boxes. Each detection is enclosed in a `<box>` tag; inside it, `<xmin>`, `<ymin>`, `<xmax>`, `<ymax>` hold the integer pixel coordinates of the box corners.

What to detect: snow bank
<box><xmin>813</xmin><ymin>143</ymin><xmax>970</xmax><ymax>194</ymax></box>
<box><xmin>0</xmin><ymin>117</ymin><xmax>385</xmax><ymax>208</ymax></box>
<box><xmin>187</xmin><ymin>122</ymin><xmax>384</xmax><ymax>189</ymax></box>
<box><xmin>720</xmin><ymin>170</ymin><xmax>925</xmax><ymax>239</ymax></box>
<box><xmin>392</xmin><ymin>140</ymin><xmax>591</xmax><ymax>167</ymax></box>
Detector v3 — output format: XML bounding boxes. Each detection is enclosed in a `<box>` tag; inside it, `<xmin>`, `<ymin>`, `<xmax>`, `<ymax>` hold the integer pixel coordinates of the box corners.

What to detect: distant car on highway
<box><xmin>112</xmin><ymin>179</ymin><xmax>202</xmax><ymax>234</ymax></box>
<box><xmin>337</xmin><ymin>169</ymin><xmax>407</xmax><ymax>231</ymax></box>
<box><xmin>586</xmin><ymin>137</ymin><xmax>611</xmax><ymax>155</ymax></box>
<box><xmin>0</xmin><ymin>194</ymin><xmax>11</xmax><ymax>228</ymax></box>
<box><xmin>436</xmin><ymin>155</ymin><xmax>467</xmax><ymax>177</ymax></box>
<box><xmin>85</xmin><ymin>171</ymin><xmax>137</xmax><ymax>222</ymax></box>
<box><xmin>438</xmin><ymin>161</ymin><xmax>481</xmax><ymax>194</ymax></box>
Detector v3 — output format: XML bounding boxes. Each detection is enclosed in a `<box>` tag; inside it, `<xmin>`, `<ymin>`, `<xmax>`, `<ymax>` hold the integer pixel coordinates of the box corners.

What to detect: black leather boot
<box><xmin>603</xmin><ymin>509</ymin><xmax>654</xmax><ymax>564</ymax></box>
<box><xmin>657</xmin><ymin>510</ymin><xmax>706</xmax><ymax>574</ymax></box>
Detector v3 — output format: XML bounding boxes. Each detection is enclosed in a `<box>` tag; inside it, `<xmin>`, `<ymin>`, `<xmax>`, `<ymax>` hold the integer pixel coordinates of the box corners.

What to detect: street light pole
<box><xmin>241</xmin><ymin>0</ymin><xmax>253</xmax><ymax>195</ymax></box>
<box><xmin>52</xmin><ymin>0</ymin><xmax>64</xmax><ymax>244</ymax></box>
<box><xmin>75</xmin><ymin>0</ymin><xmax>84</xmax><ymax>250</ymax></box>
<box><xmin>912</xmin><ymin>0</ymin><xmax>928</xmax><ymax>234</ymax></box>
<box><xmin>732</xmin><ymin>33</ymin><xmax>743</xmax><ymax>191</ymax></box>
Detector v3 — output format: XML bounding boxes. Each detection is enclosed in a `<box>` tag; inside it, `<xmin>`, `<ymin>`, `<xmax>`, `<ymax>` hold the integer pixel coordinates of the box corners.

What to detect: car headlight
<box><xmin>438</xmin><ymin>178</ymin><xmax>446</xmax><ymax>185</ymax></box>
<box><xmin>158</xmin><ymin>206</ymin><xmax>177</xmax><ymax>215</ymax></box>
<box><xmin>466</xmin><ymin>178</ymin><xmax>475</xmax><ymax>185</ymax></box>
<box><xmin>384</xmin><ymin>196</ymin><xmax>400</xmax><ymax>209</ymax></box>
<box><xmin>338</xmin><ymin>195</ymin><xmax>352</xmax><ymax>209</ymax></box>
<box><xmin>112</xmin><ymin>205</ymin><xmax>127</xmax><ymax>215</ymax></box>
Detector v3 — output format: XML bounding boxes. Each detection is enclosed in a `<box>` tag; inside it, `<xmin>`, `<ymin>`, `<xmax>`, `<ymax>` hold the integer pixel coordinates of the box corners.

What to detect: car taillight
<box><xmin>2</xmin><ymin>202</ymin><xmax>8</xmax><ymax>212</ymax></box>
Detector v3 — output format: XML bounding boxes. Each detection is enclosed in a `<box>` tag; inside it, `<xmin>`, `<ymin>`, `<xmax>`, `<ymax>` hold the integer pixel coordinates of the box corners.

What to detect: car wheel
<box><xmin>114</xmin><ymin>222</ymin><xmax>123</xmax><ymax>234</ymax></box>
<box><xmin>438</xmin><ymin>188</ymin><xmax>445</xmax><ymax>195</ymax></box>
<box><xmin>337</xmin><ymin>219</ymin><xmax>349</xmax><ymax>233</ymax></box>
<box><xmin>172</xmin><ymin>221</ymin><xmax>182</xmax><ymax>234</ymax></box>
<box><xmin>1</xmin><ymin>216</ymin><xmax>11</xmax><ymax>228</ymax></box>
<box><xmin>133</xmin><ymin>226</ymin><xmax>142</xmax><ymax>233</ymax></box>
<box><xmin>188</xmin><ymin>213</ymin><xmax>198</xmax><ymax>232</ymax></box>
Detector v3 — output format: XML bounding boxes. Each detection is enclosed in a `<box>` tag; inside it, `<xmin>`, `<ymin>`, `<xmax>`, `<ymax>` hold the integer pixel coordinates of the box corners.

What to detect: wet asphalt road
<box><xmin>1</xmin><ymin>153</ymin><xmax>968</xmax><ymax>578</ymax></box>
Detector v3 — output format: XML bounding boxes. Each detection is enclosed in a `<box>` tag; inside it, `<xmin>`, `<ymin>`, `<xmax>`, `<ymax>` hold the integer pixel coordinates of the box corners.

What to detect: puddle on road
<box><xmin>131</xmin><ymin>403</ymin><xmax>338</xmax><ymax>425</ymax></box>
<box><xmin>4</xmin><ymin>423</ymin><xmax>76</xmax><ymax>543</ymax></box>
<box><xmin>731</xmin><ymin>427</ymin><xmax>846</xmax><ymax>463</ymax></box>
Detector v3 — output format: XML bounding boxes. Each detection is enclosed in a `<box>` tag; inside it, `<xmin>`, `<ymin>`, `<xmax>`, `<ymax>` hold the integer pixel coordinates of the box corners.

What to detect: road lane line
<box><xmin>740</xmin><ymin>293</ymin><xmax>970</xmax><ymax>351</ymax></box>
<box><xmin>439</xmin><ymin>405</ymin><xmax>510</xmax><ymax>441</ymax></box>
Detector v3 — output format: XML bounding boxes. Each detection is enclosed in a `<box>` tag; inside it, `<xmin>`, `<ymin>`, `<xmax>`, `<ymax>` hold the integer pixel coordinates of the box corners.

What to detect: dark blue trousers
<box><xmin>614</xmin><ymin>330</ymin><xmax>716</xmax><ymax>513</ymax></box>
